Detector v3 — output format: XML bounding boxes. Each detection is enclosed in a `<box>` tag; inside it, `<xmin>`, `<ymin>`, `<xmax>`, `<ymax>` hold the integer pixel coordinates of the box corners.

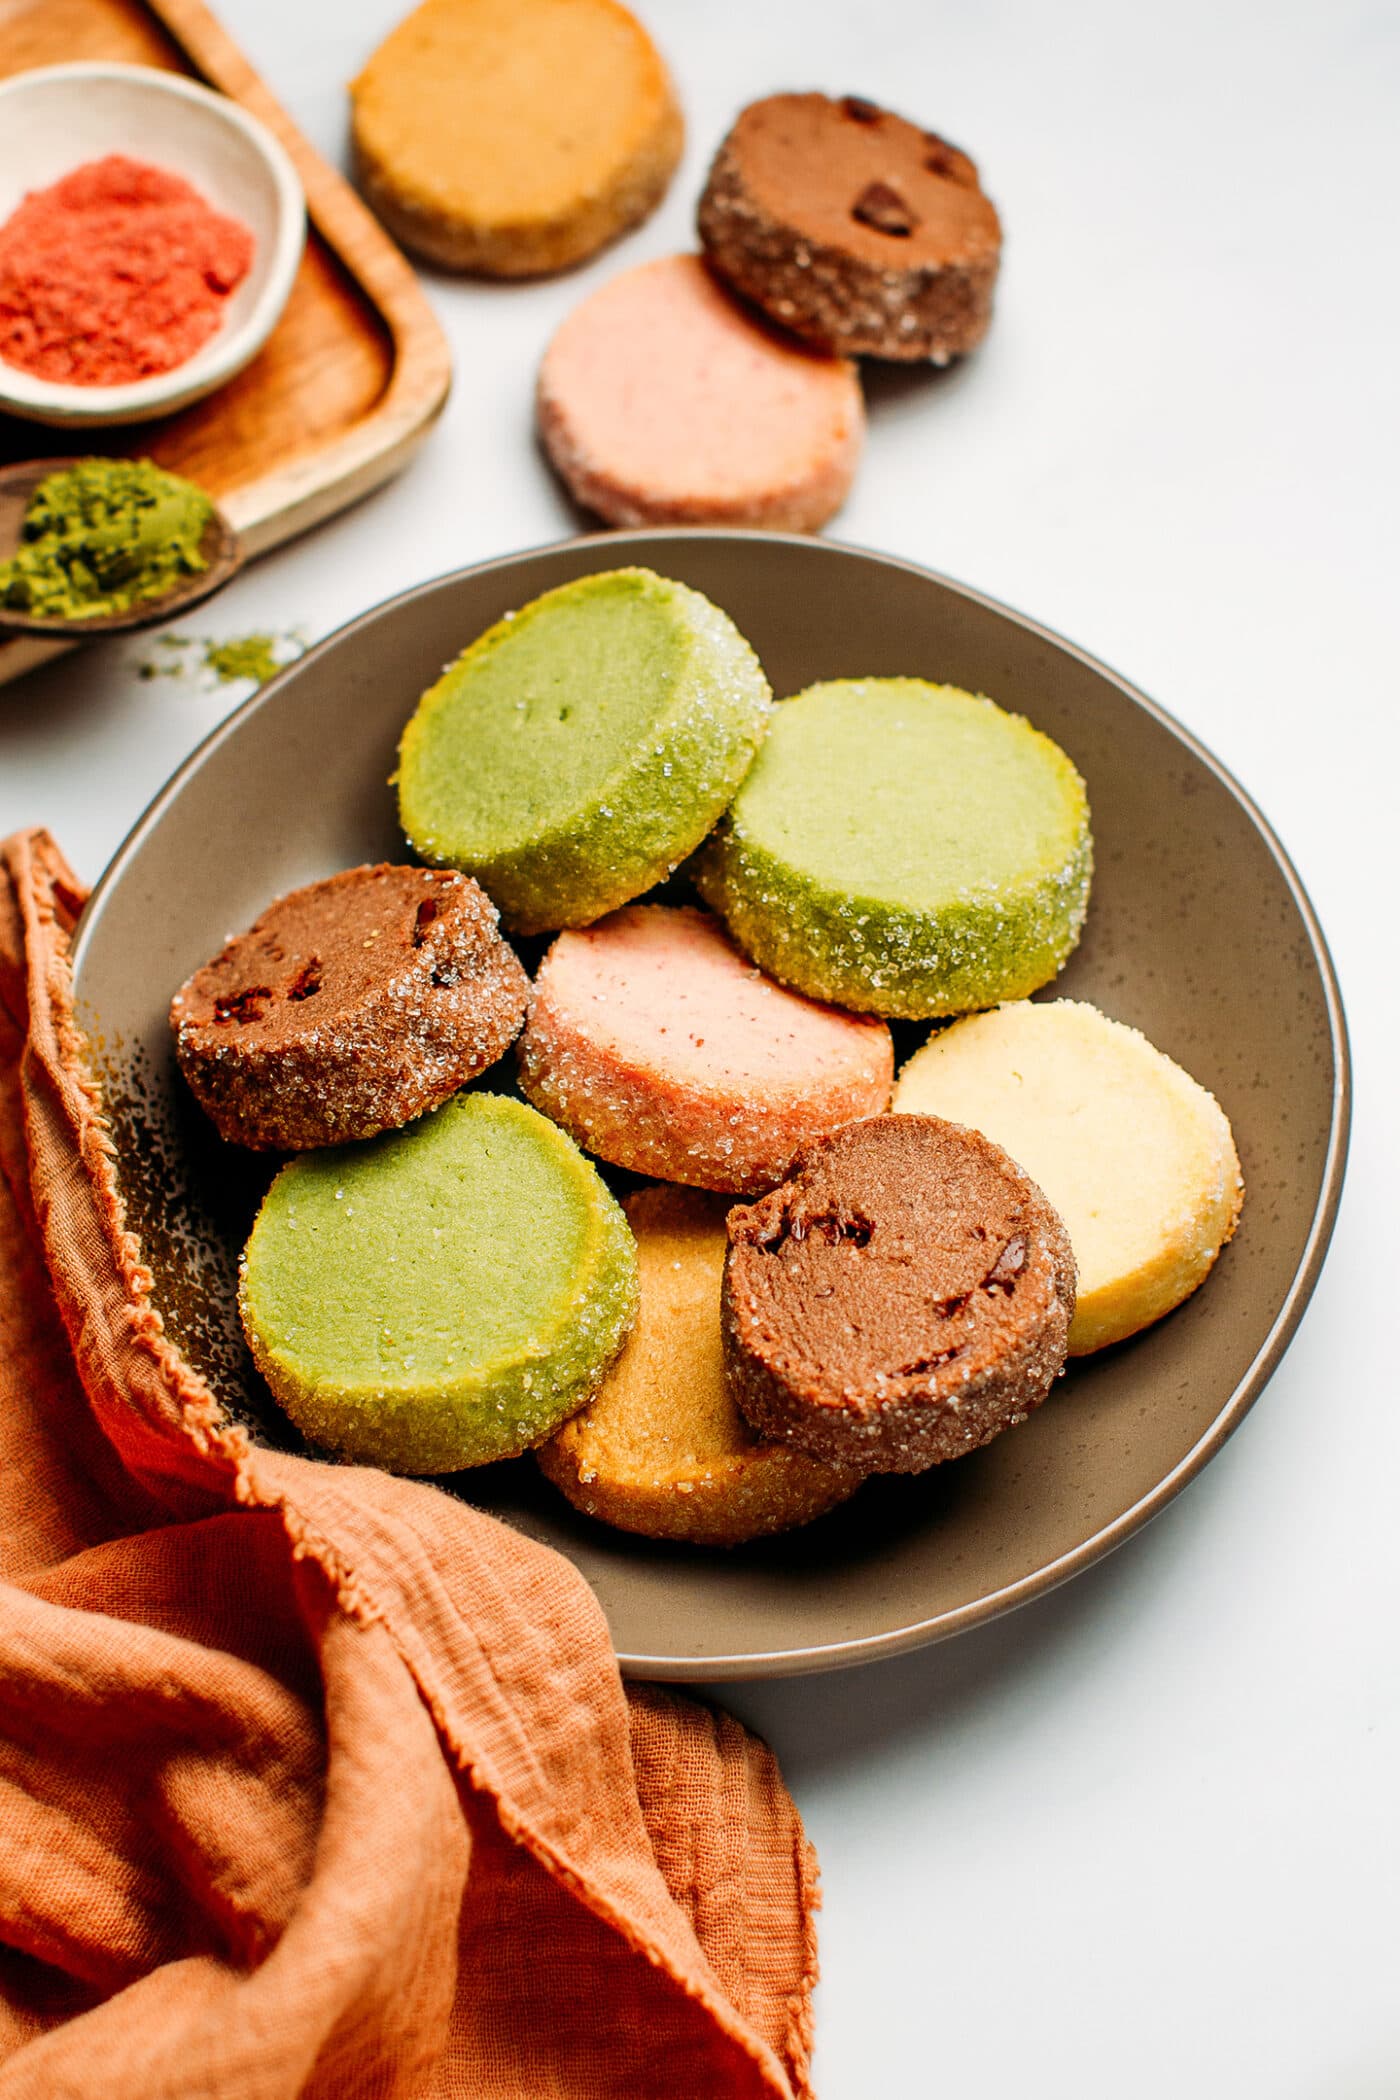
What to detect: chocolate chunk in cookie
<box><xmin>722</xmin><ymin>1114</ymin><xmax>1075</xmax><ymax>1474</ymax></box>
<box><xmin>171</xmin><ymin>864</ymin><xmax>528</xmax><ymax>1150</ymax></box>
<box><xmin>698</xmin><ymin>91</ymin><xmax>1001</xmax><ymax>362</ymax></box>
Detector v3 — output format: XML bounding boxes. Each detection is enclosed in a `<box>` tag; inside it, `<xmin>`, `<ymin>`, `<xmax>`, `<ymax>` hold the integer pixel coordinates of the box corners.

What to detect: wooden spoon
<box><xmin>0</xmin><ymin>457</ymin><xmax>242</xmax><ymax>638</ymax></box>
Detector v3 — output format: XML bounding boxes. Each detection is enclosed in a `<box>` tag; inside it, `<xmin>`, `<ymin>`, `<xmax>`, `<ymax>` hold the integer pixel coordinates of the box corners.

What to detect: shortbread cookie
<box><xmin>537</xmin><ymin>253</ymin><xmax>865</xmax><ymax>531</ymax></box>
<box><xmin>694</xmin><ymin>677</ymin><xmax>1091</xmax><ymax>1019</ymax></box>
<box><xmin>723</xmin><ymin>1113</ymin><xmax>1075</xmax><ymax>1475</ymax></box>
<box><xmin>170</xmin><ymin>865</ymin><xmax>528</xmax><ymax>1150</ymax></box>
<box><xmin>350</xmin><ymin>0</ymin><xmax>683</xmax><ymax>276</ymax></box>
<box><xmin>240</xmin><ymin>1092</ymin><xmax>637</xmax><ymax>1473</ymax></box>
<box><xmin>894</xmin><ymin>1000</ymin><xmax>1244</xmax><ymax>1354</ymax></box>
<box><xmin>539</xmin><ymin>1186</ymin><xmax>860</xmax><ymax>1544</ymax></box>
<box><xmin>698</xmin><ymin>92</ymin><xmax>1001</xmax><ymax>362</ymax></box>
<box><xmin>397</xmin><ymin>567</ymin><xmax>772</xmax><ymax>934</ymax></box>
<box><xmin>518</xmin><ymin>904</ymin><xmax>893</xmax><ymax>1192</ymax></box>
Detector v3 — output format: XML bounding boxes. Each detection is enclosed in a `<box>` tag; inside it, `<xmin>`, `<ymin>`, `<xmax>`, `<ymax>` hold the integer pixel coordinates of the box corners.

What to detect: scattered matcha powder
<box><xmin>138</xmin><ymin>629</ymin><xmax>307</xmax><ymax>689</ymax></box>
<box><xmin>202</xmin><ymin>633</ymin><xmax>284</xmax><ymax>685</ymax></box>
<box><xmin>0</xmin><ymin>458</ymin><xmax>214</xmax><ymax>620</ymax></box>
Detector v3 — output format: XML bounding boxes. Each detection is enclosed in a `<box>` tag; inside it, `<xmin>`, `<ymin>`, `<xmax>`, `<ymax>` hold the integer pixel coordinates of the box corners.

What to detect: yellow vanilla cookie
<box><xmin>350</xmin><ymin>0</ymin><xmax>683</xmax><ymax>276</ymax></box>
<box><xmin>537</xmin><ymin>1185</ymin><xmax>861</xmax><ymax>1545</ymax></box>
<box><xmin>894</xmin><ymin>1000</ymin><xmax>1244</xmax><ymax>1355</ymax></box>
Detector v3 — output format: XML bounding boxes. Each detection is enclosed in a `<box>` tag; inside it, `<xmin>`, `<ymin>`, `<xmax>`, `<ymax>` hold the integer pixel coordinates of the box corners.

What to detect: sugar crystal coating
<box><xmin>723</xmin><ymin>1113</ymin><xmax>1076</xmax><ymax>1475</ymax></box>
<box><xmin>170</xmin><ymin>864</ymin><xmax>529</xmax><ymax>1150</ymax></box>
<box><xmin>518</xmin><ymin>903</ymin><xmax>893</xmax><ymax>1192</ymax></box>
<box><xmin>538</xmin><ymin>1185</ymin><xmax>860</xmax><ymax>1543</ymax></box>
<box><xmin>694</xmin><ymin>677</ymin><xmax>1092</xmax><ymax>1018</ymax></box>
<box><xmin>239</xmin><ymin>1091</ymin><xmax>637</xmax><ymax>1472</ymax></box>
<box><xmin>698</xmin><ymin>92</ymin><xmax>1002</xmax><ymax>364</ymax></box>
<box><xmin>397</xmin><ymin>567</ymin><xmax>772</xmax><ymax>933</ymax></box>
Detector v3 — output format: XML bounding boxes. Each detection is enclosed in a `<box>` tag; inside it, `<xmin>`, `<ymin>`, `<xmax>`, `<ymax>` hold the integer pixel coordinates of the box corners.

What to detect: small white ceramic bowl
<box><xmin>0</xmin><ymin>63</ymin><xmax>305</xmax><ymax>429</ymax></box>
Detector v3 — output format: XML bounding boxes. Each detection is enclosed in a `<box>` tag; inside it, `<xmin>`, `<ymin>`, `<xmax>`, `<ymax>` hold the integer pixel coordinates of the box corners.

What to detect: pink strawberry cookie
<box><xmin>517</xmin><ymin>904</ymin><xmax>893</xmax><ymax>1193</ymax></box>
<box><xmin>537</xmin><ymin>253</ymin><xmax>864</xmax><ymax>532</ymax></box>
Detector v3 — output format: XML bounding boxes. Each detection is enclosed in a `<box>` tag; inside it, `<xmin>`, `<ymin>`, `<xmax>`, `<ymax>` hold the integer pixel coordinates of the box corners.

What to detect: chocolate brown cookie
<box><xmin>697</xmin><ymin>92</ymin><xmax>1001</xmax><ymax>363</ymax></box>
<box><xmin>722</xmin><ymin>1114</ymin><xmax>1075</xmax><ymax>1474</ymax></box>
<box><xmin>171</xmin><ymin>865</ymin><xmax>528</xmax><ymax>1150</ymax></box>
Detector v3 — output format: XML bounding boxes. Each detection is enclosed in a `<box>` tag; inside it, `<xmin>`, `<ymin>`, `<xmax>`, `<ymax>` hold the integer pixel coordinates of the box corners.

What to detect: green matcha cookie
<box><xmin>397</xmin><ymin>567</ymin><xmax>772</xmax><ymax>934</ymax></box>
<box><xmin>239</xmin><ymin>1092</ymin><xmax>637</xmax><ymax>1473</ymax></box>
<box><xmin>694</xmin><ymin>678</ymin><xmax>1091</xmax><ymax>1019</ymax></box>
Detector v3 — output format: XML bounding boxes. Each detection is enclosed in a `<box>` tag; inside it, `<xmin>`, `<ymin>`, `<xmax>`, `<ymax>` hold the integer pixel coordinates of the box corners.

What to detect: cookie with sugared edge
<box><xmin>518</xmin><ymin>903</ymin><xmax>893</xmax><ymax>1193</ymax></box>
<box><xmin>397</xmin><ymin>567</ymin><xmax>772</xmax><ymax>935</ymax></box>
<box><xmin>538</xmin><ymin>1185</ymin><xmax>861</xmax><ymax>1544</ymax></box>
<box><xmin>894</xmin><ymin>999</ymin><xmax>1244</xmax><ymax>1355</ymax></box>
<box><xmin>693</xmin><ymin>677</ymin><xmax>1091</xmax><ymax>1020</ymax></box>
<box><xmin>350</xmin><ymin>0</ymin><xmax>683</xmax><ymax>277</ymax></box>
<box><xmin>537</xmin><ymin>253</ymin><xmax>864</xmax><ymax>532</ymax></box>
<box><xmin>239</xmin><ymin>1091</ymin><xmax>637</xmax><ymax>1474</ymax></box>
<box><xmin>722</xmin><ymin>1113</ymin><xmax>1075</xmax><ymax>1476</ymax></box>
<box><xmin>170</xmin><ymin>864</ymin><xmax>528</xmax><ymax>1151</ymax></box>
<box><xmin>698</xmin><ymin>92</ymin><xmax>1001</xmax><ymax>363</ymax></box>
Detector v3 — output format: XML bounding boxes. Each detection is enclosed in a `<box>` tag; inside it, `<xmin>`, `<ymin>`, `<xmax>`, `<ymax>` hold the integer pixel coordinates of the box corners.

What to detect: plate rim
<box><xmin>71</xmin><ymin>527</ymin><xmax>1353</xmax><ymax>1680</ymax></box>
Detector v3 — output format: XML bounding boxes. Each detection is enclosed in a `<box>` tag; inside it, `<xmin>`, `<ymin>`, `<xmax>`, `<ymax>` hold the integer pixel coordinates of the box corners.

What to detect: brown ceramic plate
<box><xmin>70</xmin><ymin>532</ymin><xmax>1349</xmax><ymax>1680</ymax></box>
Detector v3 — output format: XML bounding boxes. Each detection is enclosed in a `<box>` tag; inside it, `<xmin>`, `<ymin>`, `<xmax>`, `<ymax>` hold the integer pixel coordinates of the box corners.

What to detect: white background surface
<box><xmin>3</xmin><ymin>2</ymin><xmax>1398</xmax><ymax>2093</ymax></box>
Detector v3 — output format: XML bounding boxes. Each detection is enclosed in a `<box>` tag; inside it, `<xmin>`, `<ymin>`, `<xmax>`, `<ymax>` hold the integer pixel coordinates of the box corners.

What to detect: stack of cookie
<box><xmin>170</xmin><ymin>568</ymin><xmax>1243</xmax><ymax>1547</ymax></box>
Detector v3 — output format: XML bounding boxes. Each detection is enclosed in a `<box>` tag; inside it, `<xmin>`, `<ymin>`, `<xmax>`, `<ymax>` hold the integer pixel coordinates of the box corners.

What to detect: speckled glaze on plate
<box><xmin>69</xmin><ymin>531</ymin><xmax>1350</xmax><ymax>1681</ymax></box>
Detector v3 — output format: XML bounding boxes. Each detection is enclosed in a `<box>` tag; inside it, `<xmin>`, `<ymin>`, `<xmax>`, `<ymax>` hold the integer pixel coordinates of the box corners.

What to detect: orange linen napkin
<box><xmin>0</xmin><ymin>829</ymin><xmax>817</xmax><ymax>2100</ymax></box>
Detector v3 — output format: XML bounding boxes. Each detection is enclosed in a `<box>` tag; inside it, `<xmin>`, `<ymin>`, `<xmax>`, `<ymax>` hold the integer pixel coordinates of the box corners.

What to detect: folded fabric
<box><xmin>0</xmin><ymin>830</ymin><xmax>817</xmax><ymax>2100</ymax></box>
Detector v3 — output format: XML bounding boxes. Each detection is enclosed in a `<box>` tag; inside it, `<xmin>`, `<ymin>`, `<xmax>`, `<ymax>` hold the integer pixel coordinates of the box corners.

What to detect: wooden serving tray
<box><xmin>0</xmin><ymin>0</ymin><xmax>453</xmax><ymax>686</ymax></box>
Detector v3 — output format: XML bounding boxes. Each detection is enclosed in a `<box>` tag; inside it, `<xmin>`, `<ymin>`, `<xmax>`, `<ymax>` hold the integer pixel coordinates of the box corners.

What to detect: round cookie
<box><xmin>239</xmin><ymin>1091</ymin><xmax>637</xmax><ymax>1473</ymax></box>
<box><xmin>723</xmin><ymin>1113</ymin><xmax>1076</xmax><ymax>1475</ymax></box>
<box><xmin>170</xmin><ymin>865</ymin><xmax>529</xmax><ymax>1150</ymax></box>
<box><xmin>894</xmin><ymin>1000</ymin><xmax>1244</xmax><ymax>1355</ymax></box>
<box><xmin>693</xmin><ymin>678</ymin><xmax>1092</xmax><ymax>1019</ymax></box>
<box><xmin>538</xmin><ymin>1186</ymin><xmax>861</xmax><ymax>1545</ymax></box>
<box><xmin>537</xmin><ymin>253</ymin><xmax>865</xmax><ymax>532</ymax></box>
<box><xmin>397</xmin><ymin>567</ymin><xmax>772</xmax><ymax>935</ymax></box>
<box><xmin>698</xmin><ymin>92</ymin><xmax>1001</xmax><ymax>362</ymax></box>
<box><xmin>350</xmin><ymin>0</ymin><xmax>683</xmax><ymax>276</ymax></box>
<box><xmin>518</xmin><ymin>904</ymin><xmax>893</xmax><ymax>1193</ymax></box>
